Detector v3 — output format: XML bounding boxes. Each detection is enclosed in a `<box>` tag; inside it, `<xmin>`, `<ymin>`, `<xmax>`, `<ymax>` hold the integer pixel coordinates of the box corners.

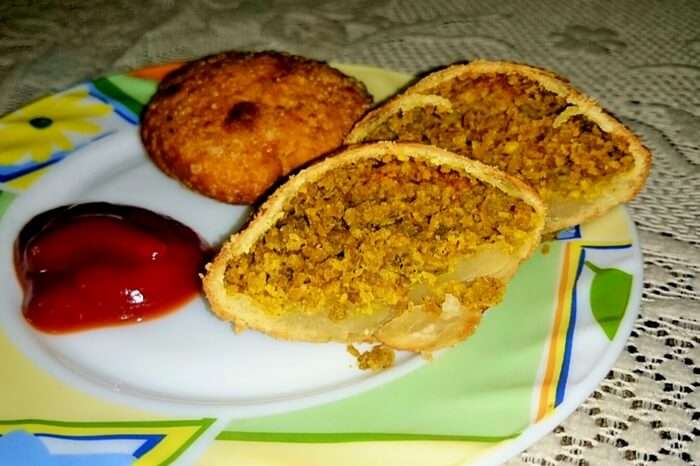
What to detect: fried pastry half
<box><xmin>346</xmin><ymin>60</ymin><xmax>651</xmax><ymax>233</ymax></box>
<box><xmin>204</xmin><ymin>142</ymin><xmax>545</xmax><ymax>352</ymax></box>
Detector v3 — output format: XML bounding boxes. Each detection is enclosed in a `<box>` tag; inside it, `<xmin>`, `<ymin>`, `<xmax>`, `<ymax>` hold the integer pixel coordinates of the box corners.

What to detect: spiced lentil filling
<box><xmin>364</xmin><ymin>75</ymin><xmax>634</xmax><ymax>200</ymax></box>
<box><xmin>223</xmin><ymin>156</ymin><xmax>537</xmax><ymax>320</ymax></box>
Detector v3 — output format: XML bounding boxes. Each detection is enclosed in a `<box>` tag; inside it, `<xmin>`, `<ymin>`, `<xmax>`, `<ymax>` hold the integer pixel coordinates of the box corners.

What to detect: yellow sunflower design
<box><xmin>0</xmin><ymin>88</ymin><xmax>110</xmax><ymax>189</ymax></box>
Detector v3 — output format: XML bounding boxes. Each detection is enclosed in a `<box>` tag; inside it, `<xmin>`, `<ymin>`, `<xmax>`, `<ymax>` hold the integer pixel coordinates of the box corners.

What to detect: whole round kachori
<box><xmin>141</xmin><ymin>51</ymin><xmax>372</xmax><ymax>204</ymax></box>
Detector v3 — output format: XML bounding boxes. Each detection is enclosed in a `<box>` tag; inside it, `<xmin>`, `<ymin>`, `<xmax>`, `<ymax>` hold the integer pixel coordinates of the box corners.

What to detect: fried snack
<box><xmin>203</xmin><ymin>142</ymin><xmax>545</xmax><ymax>353</ymax></box>
<box><xmin>141</xmin><ymin>51</ymin><xmax>372</xmax><ymax>204</ymax></box>
<box><xmin>346</xmin><ymin>60</ymin><xmax>651</xmax><ymax>233</ymax></box>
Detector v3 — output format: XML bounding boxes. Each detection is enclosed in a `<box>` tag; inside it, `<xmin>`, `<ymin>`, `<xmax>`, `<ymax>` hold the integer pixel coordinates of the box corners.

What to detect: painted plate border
<box><xmin>478</xmin><ymin>212</ymin><xmax>642</xmax><ymax>465</ymax></box>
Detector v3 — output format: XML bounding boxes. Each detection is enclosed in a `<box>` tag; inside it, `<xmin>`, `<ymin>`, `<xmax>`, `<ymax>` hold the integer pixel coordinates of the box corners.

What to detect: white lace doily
<box><xmin>1</xmin><ymin>1</ymin><xmax>698</xmax><ymax>464</ymax></box>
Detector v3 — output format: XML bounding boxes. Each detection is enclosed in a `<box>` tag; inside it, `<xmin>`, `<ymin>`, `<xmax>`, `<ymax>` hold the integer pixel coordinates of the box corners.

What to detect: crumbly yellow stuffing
<box><xmin>366</xmin><ymin>74</ymin><xmax>634</xmax><ymax>200</ymax></box>
<box><xmin>347</xmin><ymin>344</ymin><xmax>395</xmax><ymax>370</ymax></box>
<box><xmin>541</xmin><ymin>242</ymin><xmax>551</xmax><ymax>255</ymax></box>
<box><xmin>419</xmin><ymin>276</ymin><xmax>505</xmax><ymax>315</ymax></box>
<box><xmin>223</xmin><ymin>156</ymin><xmax>534</xmax><ymax>319</ymax></box>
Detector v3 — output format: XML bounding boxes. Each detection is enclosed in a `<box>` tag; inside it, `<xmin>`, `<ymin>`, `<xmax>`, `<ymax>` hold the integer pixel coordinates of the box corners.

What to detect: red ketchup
<box><xmin>14</xmin><ymin>203</ymin><xmax>209</xmax><ymax>333</ymax></box>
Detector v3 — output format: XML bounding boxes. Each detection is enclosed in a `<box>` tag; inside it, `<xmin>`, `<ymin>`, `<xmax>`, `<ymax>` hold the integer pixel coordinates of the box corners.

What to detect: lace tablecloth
<box><xmin>1</xmin><ymin>0</ymin><xmax>698</xmax><ymax>464</ymax></box>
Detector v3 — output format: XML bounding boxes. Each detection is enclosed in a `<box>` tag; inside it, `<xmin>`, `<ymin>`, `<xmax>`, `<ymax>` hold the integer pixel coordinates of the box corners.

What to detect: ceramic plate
<box><xmin>0</xmin><ymin>64</ymin><xmax>642</xmax><ymax>466</ymax></box>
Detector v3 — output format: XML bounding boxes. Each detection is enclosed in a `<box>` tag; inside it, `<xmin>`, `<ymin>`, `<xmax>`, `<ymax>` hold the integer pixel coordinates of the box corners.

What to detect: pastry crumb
<box><xmin>347</xmin><ymin>344</ymin><xmax>395</xmax><ymax>371</ymax></box>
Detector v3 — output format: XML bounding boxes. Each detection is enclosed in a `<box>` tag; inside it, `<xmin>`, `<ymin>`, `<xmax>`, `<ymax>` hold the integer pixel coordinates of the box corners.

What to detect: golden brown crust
<box><xmin>203</xmin><ymin>142</ymin><xmax>545</xmax><ymax>352</ymax></box>
<box><xmin>141</xmin><ymin>51</ymin><xmax>372</xmax><ymax>204</ymax></box>
<box><xmin>346</xmin><ymin>60</ymin><xmax>652</xmax><ymax>233</ymax></box>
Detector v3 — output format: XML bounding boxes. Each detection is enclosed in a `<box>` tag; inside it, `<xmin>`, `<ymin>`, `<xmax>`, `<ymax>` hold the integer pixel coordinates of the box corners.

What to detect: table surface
<box><xmin>1</xmin><ymin>0</ymin><xmax>698</xmax><ymax>464</ymax></box>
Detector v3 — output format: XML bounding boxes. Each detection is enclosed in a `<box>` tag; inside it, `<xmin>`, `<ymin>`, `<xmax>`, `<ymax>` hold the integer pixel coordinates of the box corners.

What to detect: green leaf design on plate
<box><xmin>106</xmin><ymin>75</ymin><xmax>158</xmax><ymax>105</ymax></box>
<box><xmin>92</xmin><ymin>77</ymin><xmax>147</xmax><ymax>117</ymax></box>
<box><xmin>0</xmin><ymin>190</ymin><xmax>16</xmax><ymax>220</ymax></box>
<box><xmin>585</xmin><ymin>261</ymin><xmax>632</xmax><ymax>340</ymax></box>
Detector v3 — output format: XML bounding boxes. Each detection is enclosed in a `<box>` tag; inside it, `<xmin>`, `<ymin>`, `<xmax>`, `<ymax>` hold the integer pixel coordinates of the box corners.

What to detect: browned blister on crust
<box><xmin>346</xmin><ymin>60</ymin><xmax>651</xmax><ymax>233</ymax></box>
<box><xmin>204</xmin><ymin>142</ymin><xmax>545</xmax><ymax>353</ymax></box>
<box><xmin>141</xmin><ymin>51</ymin><xmax>372</xmax><ymax>204</ymax></box>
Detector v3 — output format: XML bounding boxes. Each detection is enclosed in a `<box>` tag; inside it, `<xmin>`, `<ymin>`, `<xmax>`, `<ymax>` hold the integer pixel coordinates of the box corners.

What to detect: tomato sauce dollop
<box><xmin>14</xmin><ymin>203</ymin><xmax>209</xmax><ymax>333</ymax></box>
